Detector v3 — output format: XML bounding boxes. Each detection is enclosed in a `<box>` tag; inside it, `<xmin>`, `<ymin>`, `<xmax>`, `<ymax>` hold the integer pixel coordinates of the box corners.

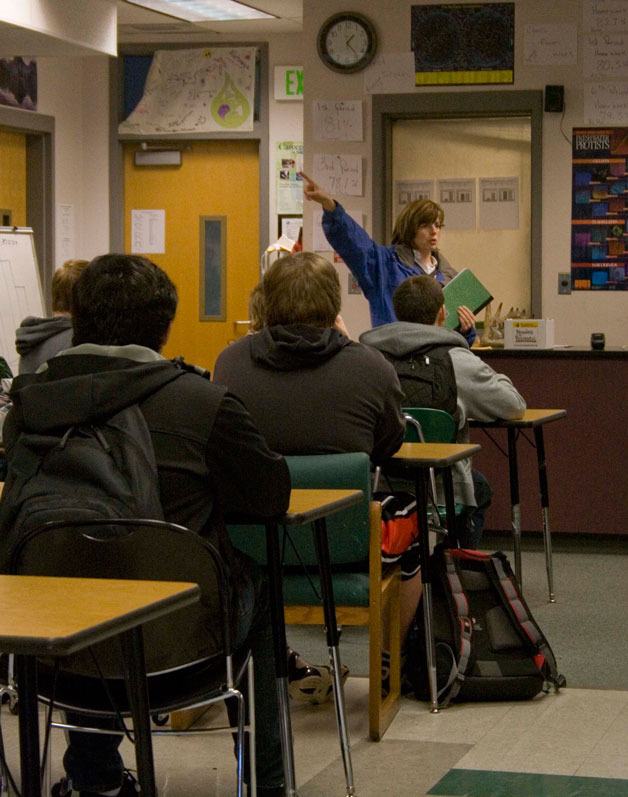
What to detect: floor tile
<box><xmin>428</xmin><ymin>768</ymin><xmax>628</xmax><ymax>796</ymax></box>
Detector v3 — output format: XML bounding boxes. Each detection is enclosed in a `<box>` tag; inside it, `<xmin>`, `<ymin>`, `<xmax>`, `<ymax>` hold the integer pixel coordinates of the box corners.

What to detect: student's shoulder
<box><xmin>343</xmin><ymin>339</ymin><xmax>398</xmax><ymax>374</ymax></box>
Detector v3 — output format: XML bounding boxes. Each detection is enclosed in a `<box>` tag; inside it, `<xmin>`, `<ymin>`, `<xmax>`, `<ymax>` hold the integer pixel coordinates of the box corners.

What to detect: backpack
<box><xmin>0</xmin><ymin>363</ymin><xmax>185</xmax><ymax>567</ymax></box>
<box><xmin>383</xmin><ymin>344</ymin><xmax>457</xmax><ymax>417</ymax></box>
<box><xmin>405</xmin><ymin>544</ymin><xmax>565</xmax><ymax>707</ymax></box>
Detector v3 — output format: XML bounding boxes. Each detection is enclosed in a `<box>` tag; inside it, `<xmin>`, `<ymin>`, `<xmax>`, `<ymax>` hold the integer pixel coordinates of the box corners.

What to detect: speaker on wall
<box><xmin>544</xmin><ymin>85</ymin><xmax>564</xmax><ymax>113</ymax></box>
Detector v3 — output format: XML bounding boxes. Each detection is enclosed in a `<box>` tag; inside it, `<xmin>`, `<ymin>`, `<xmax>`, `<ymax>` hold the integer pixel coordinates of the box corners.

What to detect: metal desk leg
<box><xmin>15</xmin><ymin>654</ymin><xmax>41</xmax><ymax>797</ymax></box>
<box><xmin>415</xmin><ymin>469</ymin><xmax>439</xmax><ymax>714</ymax></box>
<box><xmin>313</xmin><ymin>518</ymin><xmax>355</xmax><ymax>797</ymax></box>
<box><xmin>121</xmin><ymin>627</ymin><xmax>157</xmax><ymax>797</ymax></box>
<box><xmin>507</xmin><ymin>427</ymin><xmax>523</xmax><ymax>589</ymax></box>
<box><xmin>533</xmin><ymin>427</ymin><xmax>556</xmax><ymax>603</ymax></box>
<box><xmin>440</xmin><ymin>468</ymin><xmax>458</xmax><ymax>548</ymax></box>
<box><xmin>265</xmin><ymin>521</ymin><xmax>297</xmax><ymax>796</ymax></box>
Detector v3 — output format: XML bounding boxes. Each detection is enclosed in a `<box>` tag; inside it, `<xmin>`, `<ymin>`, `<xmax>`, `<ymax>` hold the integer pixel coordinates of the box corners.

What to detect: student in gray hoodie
<box><xmin>360</xmin><ymin>275</ymin><xmax>526</xmax><ymax>546</ymax></box>
<box><xmin>14</xmin><ymin>259</ymin><xmax>88</xmax><ymax>374</ymax></box>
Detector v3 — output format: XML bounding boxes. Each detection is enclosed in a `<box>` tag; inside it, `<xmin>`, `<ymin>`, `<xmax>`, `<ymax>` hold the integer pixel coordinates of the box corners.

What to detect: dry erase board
<box><xmin>0</xmin><ymin>228</ymin><xmax>44</xmax><ymax>375</ymax></box>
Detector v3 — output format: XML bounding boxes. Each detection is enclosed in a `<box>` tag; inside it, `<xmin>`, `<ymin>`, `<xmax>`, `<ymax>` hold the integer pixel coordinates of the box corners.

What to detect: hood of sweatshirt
<box><xmin>8</xmin><ymin>344</ymin><xmax>182</xmax><ymax>433</ymax></box>
<box><xmin>15</xmin><ymin>316</ymin><xmax>73</xmax><ymax>356</ymax></box>
<box><xmin>360</xmin><ymin>321</ymin><xmax>468</xmax><ymax>358</ymax></box>
<box><xmin>249</xmin><ymin>324</ymin><xmax>351</xmax><ymax>371</ymax></box>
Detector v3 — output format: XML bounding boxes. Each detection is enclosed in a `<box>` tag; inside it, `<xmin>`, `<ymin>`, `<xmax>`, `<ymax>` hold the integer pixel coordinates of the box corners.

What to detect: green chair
<box><xmin>228</xmin><ymin>451</ymin><xmax>401</xmax><ymax>741</ymax></box>
<box><xmin>401</xmin><ymin>407</ymin><xmax>462</xmax><ymax>540</ymax></box>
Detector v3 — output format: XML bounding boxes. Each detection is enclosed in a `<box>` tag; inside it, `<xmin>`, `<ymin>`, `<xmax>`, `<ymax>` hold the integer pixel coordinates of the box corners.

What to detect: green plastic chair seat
<box><xmin>228</xmin><ymin>452</ymin><xmax>373</xmax><ymax>603</ymax></box>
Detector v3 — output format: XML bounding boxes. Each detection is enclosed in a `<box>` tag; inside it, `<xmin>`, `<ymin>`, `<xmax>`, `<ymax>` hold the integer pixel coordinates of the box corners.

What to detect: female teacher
<box><xmin>301</xmin><ymin>172</ymin><xmax>476</xmax><ymax>342</ymax></box>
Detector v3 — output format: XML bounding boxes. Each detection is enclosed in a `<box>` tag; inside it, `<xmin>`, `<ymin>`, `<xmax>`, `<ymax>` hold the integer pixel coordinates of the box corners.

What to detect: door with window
<box><xmin>124</xmin><ymin>139</ymin><xmax>259</xmax><ymax>371</ymax></box>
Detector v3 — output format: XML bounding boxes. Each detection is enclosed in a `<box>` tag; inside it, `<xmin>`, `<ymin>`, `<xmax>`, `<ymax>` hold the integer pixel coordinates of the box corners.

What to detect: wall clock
<box><xmin>317</xmin><ymin>12</ymin><xmax>378</xmax><ymax>74</ymax></box>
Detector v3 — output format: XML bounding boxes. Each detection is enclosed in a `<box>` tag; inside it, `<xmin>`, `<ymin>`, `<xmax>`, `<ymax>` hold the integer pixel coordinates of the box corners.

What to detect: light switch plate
<box><xmin>558</xmin><ymin>273</ymin><xmax>571</xmax><ymax>294</ymax></box>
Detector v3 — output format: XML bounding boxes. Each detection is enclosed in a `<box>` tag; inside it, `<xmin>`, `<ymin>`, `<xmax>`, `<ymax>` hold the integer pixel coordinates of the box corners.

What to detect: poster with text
<box><xmin>276</xmin><ymin>141</ymin><xmax>304</xmax><ymax>214</ymax></box>
<box><xmin>571</xmin><ymin>128</ymin><xmax>628</xmax><ymax>290</ymax></box>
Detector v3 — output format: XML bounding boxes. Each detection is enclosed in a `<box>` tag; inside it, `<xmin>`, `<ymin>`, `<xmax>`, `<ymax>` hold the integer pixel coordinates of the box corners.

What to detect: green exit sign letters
<box><xmin>274</xmin><ymin>65</ymin><xmax>303</xmax><ymax>101</ymax></box>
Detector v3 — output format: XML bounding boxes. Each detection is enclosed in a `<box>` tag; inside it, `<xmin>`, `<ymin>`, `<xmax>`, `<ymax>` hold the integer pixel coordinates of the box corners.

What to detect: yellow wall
<box><xmin>0</xmin><ymin>128</ymin><xmax>27</xmax><ymax>226</ymax></box>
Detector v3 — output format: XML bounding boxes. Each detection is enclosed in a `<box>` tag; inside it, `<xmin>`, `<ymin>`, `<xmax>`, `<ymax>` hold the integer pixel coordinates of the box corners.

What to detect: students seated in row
<box><xmin>15</xmin><ymin>258</ymin><xmax>89</xmax><ymax>375</ymax></box>
<box><xmin>361</xmin><ymin>275</ymin><xmax>526</xmax><ymax>547</ymax></box>
<box><xmin>213</xmin><ymin>253</ymin><xmax>422</xmax><ymax>656</ymax></box>
<box><xmin>1</xmin><ymin>255</ymin><xmax>290</xmax><ymax>797</ymax></box>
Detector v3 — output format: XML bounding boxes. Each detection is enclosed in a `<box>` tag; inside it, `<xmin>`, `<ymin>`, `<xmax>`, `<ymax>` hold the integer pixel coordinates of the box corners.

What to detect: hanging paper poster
<box><xmin>119</xmin><ymin>47</ymin><xmax>256</xmax><ymax>134</ymax></box>
<box><xmin>571</xmin><ymin>128</ymin><xmax>628</xmax><ymax>290</ymax></box>
<box><xmin>437</xmin><ymin>179</ymin><xmax>476</xmax><ymax>230</ymax></box>
<box><xmin>479</xmin><ymin>177</ymin><xmax>519</xmax><ymax>229</ymax></box>
<box><xmin>411</xmin><ymin>3</ymin><xmax>514</xmax><ymax>86</ymax></box>
<box><xmin>276</xmin><ymin>141</ymin><xmax>304</xmax><ymax>215</ymax></box>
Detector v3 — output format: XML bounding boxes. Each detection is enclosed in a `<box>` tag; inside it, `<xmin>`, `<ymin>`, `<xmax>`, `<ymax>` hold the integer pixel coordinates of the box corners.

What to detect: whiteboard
<box><xmin>0</xmin><ymin>228</ymin><xmax>44</xmax><ymax>376</ymax></box>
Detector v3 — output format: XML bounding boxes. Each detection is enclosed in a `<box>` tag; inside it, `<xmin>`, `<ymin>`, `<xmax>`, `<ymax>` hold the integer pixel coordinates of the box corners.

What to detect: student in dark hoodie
<box><xmin>213</xmin><ymin>253</ymin><xmax>423</xmax><ymax>652</ymax></box>
<box><xmin>2</xmin><ymin>254</ymin><xmax>290</xmax><ymax>797</ymax></box>
<box><xmin>14</xmin><ymin>258</ymin><xmax>89</xmax><ymax>374</ymax></box>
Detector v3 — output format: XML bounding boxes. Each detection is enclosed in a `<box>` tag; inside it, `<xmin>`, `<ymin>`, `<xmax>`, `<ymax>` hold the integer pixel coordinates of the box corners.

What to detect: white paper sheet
<box><xmin>312</xmin><ymin>154</ymin><xmax>363</xmax><ymax>196</ymax></box>
<box><xmin>523</xmin><ymin>24</ymin><xmax>577</xmax><ymax>65</ymax></box>
<box><xmin>313</xmin><ymin>100</ymin><xmax>363</xmax><ymax>142</ymax></box>
<box><xmin>131</xmin><ymin>209</ymin><xmax>165</xmax><ymax>254</ymax></box>
<box><xmin>479</xmin><ymin>178</ymin><xmax>519</xmax><ymax>230</ymax></box>
<box><xmin>437</xmin><ymin>179</ymin><xmax>476</xmax><ymax>230</ymax></box>
<box><xmin>583</xmin><ymin>32</ymin><xmax>628</xmax><ymax>79</ymax></box>
<box><xmin>584</xmin><ymin>81</ymin><xmax>628</xmax><ymax>124</ymax></box>
<box><xmin>583</xmin><ymin>0</ymin><xmax>628</xmax><ymax>33</ymax></box>
<box><xmin>363</xmin><ymin>52</ymin><xmax>416</xmax><ymax>94</ymax></box>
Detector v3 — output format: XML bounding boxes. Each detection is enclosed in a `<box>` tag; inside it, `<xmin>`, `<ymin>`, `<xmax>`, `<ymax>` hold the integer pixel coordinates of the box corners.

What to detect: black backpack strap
<box><xmin>437</xmin><ymin>548</ymin><xmax>474</xmax><ymax>707</ymax></box>
<box><xmin>488</xmin><ymin>552</ymin><xmax>562</xmax><ymax>687</ymax></box>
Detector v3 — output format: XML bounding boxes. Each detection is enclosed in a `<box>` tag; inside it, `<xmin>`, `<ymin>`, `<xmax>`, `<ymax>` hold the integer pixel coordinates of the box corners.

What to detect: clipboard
<box><xmin>442</xmin><ymin>269</ymin><xmax>493</xmax><ymax>330</ymax></box>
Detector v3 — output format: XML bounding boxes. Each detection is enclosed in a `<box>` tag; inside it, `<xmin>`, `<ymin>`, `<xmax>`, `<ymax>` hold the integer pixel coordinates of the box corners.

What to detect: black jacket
<box><xmin>213</xmin><ymin>325</ymin><xmax>405</xmax><ymax>463</ymax></box>
<box><xmin>1</xmin><ymin>346</ymin><xmax>291</xmax><ymax>578</ymax></box>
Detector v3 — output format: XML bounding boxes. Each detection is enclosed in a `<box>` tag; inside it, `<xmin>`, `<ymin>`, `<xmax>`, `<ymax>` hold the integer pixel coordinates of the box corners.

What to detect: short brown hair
<box><xmin>391</xmin><ymin>199</ymin><xmax>445</xmax><ymax>248</ymax></box>
<box><xmin>263</xmin><ymin>252</ymin><xmax>341</xmax><ymax>328</ymax></box>
<box><xmin>393</xmin><ymin>275</ymin><xmax>444</xmax><ymax>325</ymax></box>
<box><xmin>52</xmin><ymin>259</ymin><xmax>89</xmax><ymax>313</ymax></box>
<box><xmin>248</xmin><ymin>282</ymin><xmax>266</xmax><ymax>332</ymax></box>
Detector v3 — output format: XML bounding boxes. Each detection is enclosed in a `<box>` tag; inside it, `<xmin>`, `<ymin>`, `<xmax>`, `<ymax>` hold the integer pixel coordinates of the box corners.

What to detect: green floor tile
<box><xmin>428</xmin><ymin>769</ymin><xmax>628</xmax><ymax>796</ymax></box>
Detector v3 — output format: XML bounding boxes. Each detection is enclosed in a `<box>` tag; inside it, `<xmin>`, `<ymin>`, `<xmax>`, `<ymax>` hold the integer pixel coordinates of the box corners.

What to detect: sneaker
<box><xmin>51</xmin><ymin>770</ymin><xmax>140</xmax><ymax>796</ymax></box>
<box><xmin>287</xmin><ymin>648</ymin><xmax>349</xmax><ymax>705</ymax></box>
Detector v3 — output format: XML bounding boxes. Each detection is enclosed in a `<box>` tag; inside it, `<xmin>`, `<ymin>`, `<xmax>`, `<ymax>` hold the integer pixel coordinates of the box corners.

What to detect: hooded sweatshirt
<box><xmin>360</xmin><ymin>322</ymin><xmax>526</xmax><ymax>505</ymax></box>
<box><xmin>1</xmin><ymin>344</ymin><xmax>291</xmax><ymax>574</ymax></box>
<box><xmin>15</xmin><ymin>315</ymin><xmax>73</xmax><ymax>375</ymax></box>
<box><xmin>213</xmin><ymin>324</ymin><xmax>405</xmax><ymax>463</ymax></box>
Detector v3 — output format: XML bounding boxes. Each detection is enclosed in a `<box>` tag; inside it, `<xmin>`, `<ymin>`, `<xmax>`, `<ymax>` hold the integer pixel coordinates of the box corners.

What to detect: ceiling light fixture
<box><xmin>125</xmin><ymin>0</ymin><xmax>274</xmax><ymax>22</ymax></box>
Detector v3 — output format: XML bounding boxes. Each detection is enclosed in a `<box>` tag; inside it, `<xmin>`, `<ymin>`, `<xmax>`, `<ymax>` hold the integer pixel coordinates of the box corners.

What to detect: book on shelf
<box><xmin>443</xmin><ymin>269</ymin><xmax>493</xmax><ymax>330</ymax></box>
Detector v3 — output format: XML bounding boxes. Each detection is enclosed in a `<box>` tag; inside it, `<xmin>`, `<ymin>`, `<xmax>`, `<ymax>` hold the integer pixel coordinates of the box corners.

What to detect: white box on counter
<box><xmin>504</xmin><ymin>319</ymin><xmax>555</xmax><ymax>349</ymax></box>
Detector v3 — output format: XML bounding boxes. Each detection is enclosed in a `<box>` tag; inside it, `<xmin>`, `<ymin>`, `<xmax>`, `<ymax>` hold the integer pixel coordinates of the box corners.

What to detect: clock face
<box><xmin>318</xmin><ymin>13</ymin><xmax>377</xmax><ymax>73</ymax></box>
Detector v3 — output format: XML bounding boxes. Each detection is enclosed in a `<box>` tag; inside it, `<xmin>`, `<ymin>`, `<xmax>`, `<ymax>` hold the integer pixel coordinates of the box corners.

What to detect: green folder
<box><xmin>442</xmin><ymin>269</ymin><xmax>493</xmax><ymax>330</ymax></box>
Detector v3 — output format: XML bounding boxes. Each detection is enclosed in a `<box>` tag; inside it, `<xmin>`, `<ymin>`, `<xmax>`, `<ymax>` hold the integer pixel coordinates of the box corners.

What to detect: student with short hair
<box><xmin>214</xmin><ymin>253</ymin><xmax>422</xmax><ymax>663</ymax></box>
<box><xmin>15</xmin><ymin>258</ymin><xmax>89</xmax><ymax>374</ymax></box>
<box><xmin>3</xmin><ymin>254</ymin><xmax>290</xmax><ymax>797</ymax></box>
<box><xmin>361</xmin><ymin>275</ymin><xmax>526</xmax><ymax>547</ymax></box>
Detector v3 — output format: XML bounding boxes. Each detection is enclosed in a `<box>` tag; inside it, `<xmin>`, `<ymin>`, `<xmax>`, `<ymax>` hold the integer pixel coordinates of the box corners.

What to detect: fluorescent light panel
<box><xmin>126</xmin><ymin>0</ymin><xmax>274</xmax><ymax>21</ymax></box>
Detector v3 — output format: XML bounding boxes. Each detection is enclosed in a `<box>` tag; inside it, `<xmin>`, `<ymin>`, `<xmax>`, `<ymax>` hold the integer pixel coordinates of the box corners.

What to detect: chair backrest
<box><xmin>9</xmin><ymin>518</ymin><xmax>229</xmax><ymax>677</ymax></box>
<box><xmin>403</xmin><ymin>407</ymin><xmax>456</xmax><ymax>443</ymax></box>
<box><xmin>228</xmin><ymin>452</ymin><xmax>372</xmax><ymax>568</ymax></box>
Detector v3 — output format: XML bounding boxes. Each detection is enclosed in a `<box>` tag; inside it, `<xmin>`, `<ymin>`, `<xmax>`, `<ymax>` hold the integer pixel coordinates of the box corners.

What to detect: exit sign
<box><xmin>274</xmin><ymin>66</ymin><xmax>303</xmax><ymax>101</ymax></box>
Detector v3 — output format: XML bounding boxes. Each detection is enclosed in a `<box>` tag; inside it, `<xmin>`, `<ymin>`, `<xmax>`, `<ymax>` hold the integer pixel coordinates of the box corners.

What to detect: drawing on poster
<box><xmin>571</xmin><ymin>127</ymin><xmax>628</xmax><ymax>291</ymax></box>
<box><xmin>119</xmin><ymin>47</ymin><xmax>256</xmax><ymax>134</ymax></box>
